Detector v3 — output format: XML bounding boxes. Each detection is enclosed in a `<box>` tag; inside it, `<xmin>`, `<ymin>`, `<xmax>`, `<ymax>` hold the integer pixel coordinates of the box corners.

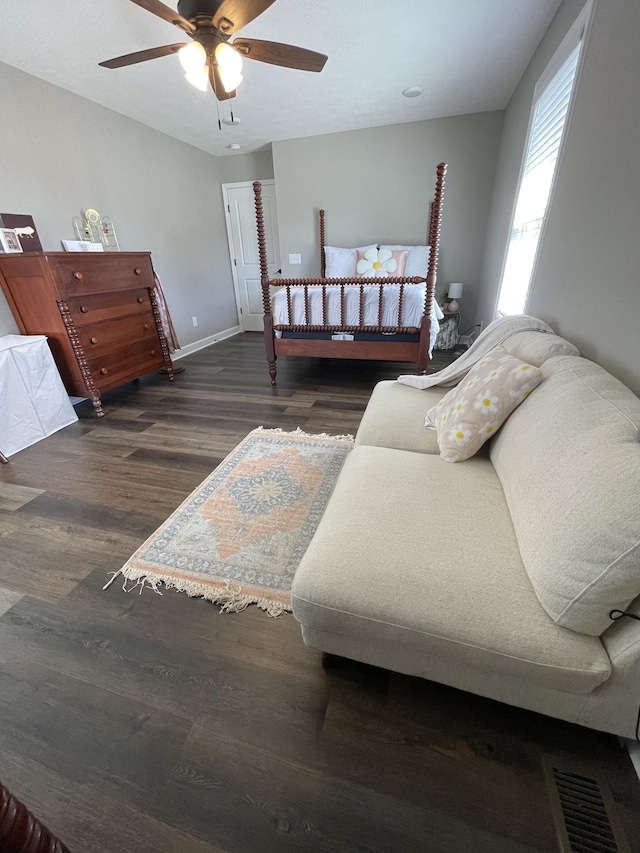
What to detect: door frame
<box><xmin>222</xmin><ymin>179</ymin><xmax>276</xmax><ymax>333</ymax></box>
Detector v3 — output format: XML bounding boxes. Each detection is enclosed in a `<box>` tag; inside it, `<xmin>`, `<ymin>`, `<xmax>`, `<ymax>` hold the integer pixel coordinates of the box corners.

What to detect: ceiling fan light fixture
<box><xmin>179</xmin><ymin>40</ymin><xmax>207</xmax><ymax>74</ymax></box>
<box><xmin>215</xmin><ymin>42</ymin><xmax>244</xmax><ymax>93</ymax></box>
<box><xmin>184</xmin><ymin>66</ymin><xmax>209</xmax><ymax>91</ymax></box>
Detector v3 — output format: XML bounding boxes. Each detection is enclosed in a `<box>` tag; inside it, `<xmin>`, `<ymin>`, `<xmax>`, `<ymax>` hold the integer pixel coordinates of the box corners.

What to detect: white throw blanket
<box><xmin>397</xmin><ymin>315</ymin><xmax>555</xmax><ymax>389</ymax></box>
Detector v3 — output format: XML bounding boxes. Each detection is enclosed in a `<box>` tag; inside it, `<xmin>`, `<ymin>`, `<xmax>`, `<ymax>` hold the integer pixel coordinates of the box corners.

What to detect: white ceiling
<box><xmin>0</xmin><ymin>0</ymin><xmax>562</xmax><ymax>157</ymax></box>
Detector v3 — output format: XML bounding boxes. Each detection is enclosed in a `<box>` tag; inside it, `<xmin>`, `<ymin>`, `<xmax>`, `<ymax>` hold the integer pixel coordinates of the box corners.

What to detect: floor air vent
<box><xmin>543</xmin><ymin>757</ymin><xmax>632</xmax><ymax>853</ymax></box>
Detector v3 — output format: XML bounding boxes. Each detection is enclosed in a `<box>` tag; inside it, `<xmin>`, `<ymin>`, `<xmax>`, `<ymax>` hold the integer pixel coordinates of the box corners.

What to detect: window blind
<box><xmin>526</xmin><ymin>44</ymin><xmax>581</xmax><ymax>175</ymax></box>
<box><xmin>496</xmin><ymin>34</ymin><xmax>583</xmax><ymax>317</ymax></box>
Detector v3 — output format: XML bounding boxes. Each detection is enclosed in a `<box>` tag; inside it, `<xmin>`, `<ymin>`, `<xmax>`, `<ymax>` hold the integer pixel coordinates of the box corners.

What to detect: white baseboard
<box><xmin>172</xmin><ymin>325</ymin><xmax>241</xmax><ymax>360</ymax></box>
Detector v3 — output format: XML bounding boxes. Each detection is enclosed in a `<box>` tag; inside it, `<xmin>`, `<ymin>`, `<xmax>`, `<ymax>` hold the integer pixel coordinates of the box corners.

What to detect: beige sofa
<box><xmin>292</xmin><ymin>330</ymin><xmax>640</xmax><ymax>740</ymax></box>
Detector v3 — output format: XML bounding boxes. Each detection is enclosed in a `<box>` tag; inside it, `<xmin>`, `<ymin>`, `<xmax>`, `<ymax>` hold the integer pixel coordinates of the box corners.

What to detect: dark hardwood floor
<box><xmin>1</xmin><ymin>334</ymin><xmax>639</xmax><ymax>852</ymax></box>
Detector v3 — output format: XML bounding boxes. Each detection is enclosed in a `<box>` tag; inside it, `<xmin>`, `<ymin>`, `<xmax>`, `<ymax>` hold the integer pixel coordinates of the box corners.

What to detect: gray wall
<box><xmin>217</xmin><ymin>151</ymin><xmax>274</xmax><ymax>184</ymax></box>
<box><xmin>477</xmin><ymin>0</ymin><xmax>640</xmax><ymax>394</ymax></box>
<box><xmin>0</xmin><ymin>63</ymin><xmax>272</xmax><ymax>347</ymax></box>
<box><xmin>271</xmin><ymin>112</ymin><xmax>504</xmax><ymax>332</ymax></box>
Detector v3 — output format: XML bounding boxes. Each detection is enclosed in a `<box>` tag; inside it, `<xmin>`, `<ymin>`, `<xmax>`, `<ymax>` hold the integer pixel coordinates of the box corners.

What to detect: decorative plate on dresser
<box><xmin>0</xmin><ymin>252</ymin><xmax>175</xmax><ymax>416</ymax></box>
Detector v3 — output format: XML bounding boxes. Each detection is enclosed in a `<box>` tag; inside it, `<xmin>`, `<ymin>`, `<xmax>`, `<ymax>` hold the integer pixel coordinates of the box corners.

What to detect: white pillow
<box><xmin>380</xmin><ymin>245</ymin><xmax>431</xmax><ymax>278</ymax></box>
<box><xmin>324</xmin><ymin>244</ymin><xmax>376</xmax><ymax>278</ymax></box>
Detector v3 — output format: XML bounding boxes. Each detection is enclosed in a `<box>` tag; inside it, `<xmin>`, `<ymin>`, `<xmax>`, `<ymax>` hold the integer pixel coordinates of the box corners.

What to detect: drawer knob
<box><xmin>150</xmin><ymin>349</ymin><xmax>157</xmax><ymax>356</ymax></box>
<box><xmin>143</xmin><ymin>323</ymin><xmax>150</xmax><ymax>330</ymax></box>
<box><xmin>90</xmin><ymin>337</ymin><xmax>98</xmax><ymax>345</ymax></box>
<box><xmin>100</xmin><ymin>368</ymin><xmax>109</xmax><ymax>375</ymax></box>
<box><xmin>134</xmin><ymin>268</ymin><xmax>142</xmax><ymax>275</ymax></box>
<box><xmin>73</xmin><ymin>272</ymin><xmax>83</xmax><ymax>281</ymax></box>
<box><xmin>80</xmin><ymin>305</ymin><xmax>89</xmax><ymax>314</ymax></box>
<box><xmin>137</xmin><ymin>296</ymin><xmax>145</xmax><ymax>303</ymax></box>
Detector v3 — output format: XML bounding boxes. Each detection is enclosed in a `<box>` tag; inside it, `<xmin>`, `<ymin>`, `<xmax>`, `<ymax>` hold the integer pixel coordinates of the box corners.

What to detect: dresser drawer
<box><xmin>53</xmin><ymin>254</ymin><xmax>153</xmax><ymax>296</ymax></box>
<box><xmin>87</xmin><ymin>338</ymin><xmax>164</xmax><ymax>389</ymax></box>
<box><xmin>77</xmin><ymin>314</ymin><xmax>158</xmax><ymax>354</ymax></box>
<box><xmin>65</xmin><ymin>288</ymin><xmax>153</xmax><ymax>326</ymax></box>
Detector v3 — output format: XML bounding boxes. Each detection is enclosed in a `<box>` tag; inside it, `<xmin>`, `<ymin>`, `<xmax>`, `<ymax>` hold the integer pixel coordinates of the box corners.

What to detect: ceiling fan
<box><xmin>100</xmin><ymin>0</ymin><xmax>328</xmax><ymax>101</ymax></box>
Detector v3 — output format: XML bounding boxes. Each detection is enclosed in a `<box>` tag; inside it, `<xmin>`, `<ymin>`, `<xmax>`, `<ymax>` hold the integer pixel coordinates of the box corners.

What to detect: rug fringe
<box><xmin>103</xmin><ymin>570</ymin><xmax>121</xmax><ymax>590</ymax></box>
<box><xmin>254</xmin><ymin>426</ymin><xmax>354</xmax><ymax>443</ymax></box>
<box><xmin>114</xmin><ymin>568</ymin><xmax>292</xmax><ymax>618</ymax></box>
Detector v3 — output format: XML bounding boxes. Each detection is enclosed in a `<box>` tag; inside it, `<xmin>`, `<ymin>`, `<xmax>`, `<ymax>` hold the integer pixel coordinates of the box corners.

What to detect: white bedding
<box><xmin>272</xmin><ymin>283</ymin><xmax>443</xmax><ymax>351</ymax></box>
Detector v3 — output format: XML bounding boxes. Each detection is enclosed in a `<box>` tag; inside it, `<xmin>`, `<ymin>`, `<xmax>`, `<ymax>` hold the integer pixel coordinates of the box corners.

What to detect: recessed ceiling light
<box><xmin>402</xmin><ymin>86</ymin><xmax>422</xmax><ymax>98</ymax></box>
<box><xmin>228</xmin><ymin>143</ymin><xmax>242</xmax><ymax>151</ymax></box>
<box><xmin>222</xmin><ymin>116</ymin><xmax>241</xmax><ymax>125</ymax></box>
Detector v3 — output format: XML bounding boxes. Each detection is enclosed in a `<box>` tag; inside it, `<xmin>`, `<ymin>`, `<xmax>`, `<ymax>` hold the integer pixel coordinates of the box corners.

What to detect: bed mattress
<box><xmin>272</xmin><ymin>283</ymin><xmax>442</xmax><ymax>350</ymax></box>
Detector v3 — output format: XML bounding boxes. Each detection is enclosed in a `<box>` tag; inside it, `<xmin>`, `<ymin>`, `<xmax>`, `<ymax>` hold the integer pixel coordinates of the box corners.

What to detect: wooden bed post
<box><xmin>319</xmin><ymin>209</ymin><xmax>326</xmax><ymax>278</ymax></box>
<box><xmin>0</xmin><ymin>781</ymin><xmax>72</xmax><ymax>852</ymax></box>
<box><xmin>253</xmin><ymin>181</ymin><xmax>277</xmax><ymax>385</ymax></box>
<box><xmin>419</xmin><ymin>162</ymin><xmax>447</xmax><ymax>373</ymax></box>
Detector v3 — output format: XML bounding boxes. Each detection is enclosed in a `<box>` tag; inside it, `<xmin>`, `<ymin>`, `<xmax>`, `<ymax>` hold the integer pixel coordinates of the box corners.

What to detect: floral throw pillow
<box><xmin>355</xmin><ymin>248</ymin><xmax>408</xmax><ymax>278</ymax></box>
<box><xmin>426</xmin><ymin>347</ymin><xmax>542</xmax><ymax>462</ymax></box>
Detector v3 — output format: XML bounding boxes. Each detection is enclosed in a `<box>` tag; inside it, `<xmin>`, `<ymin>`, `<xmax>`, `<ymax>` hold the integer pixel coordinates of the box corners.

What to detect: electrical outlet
<box><xmin>192</xmin><ymin>316</ymin><xmax>198</xmax><ymax>327</ymax></box>
<box><xmin>288</xmin><ymin>253</ymin><xmax>301</xmax><ymax>264</ymax></box>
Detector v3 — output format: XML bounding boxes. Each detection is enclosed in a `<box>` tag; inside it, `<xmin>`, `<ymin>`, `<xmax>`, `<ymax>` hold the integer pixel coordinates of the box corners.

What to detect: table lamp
<box><xmin>445</xmin><ymin>282</ymin><xmax>463</xmax><ymax>313</ymax></box>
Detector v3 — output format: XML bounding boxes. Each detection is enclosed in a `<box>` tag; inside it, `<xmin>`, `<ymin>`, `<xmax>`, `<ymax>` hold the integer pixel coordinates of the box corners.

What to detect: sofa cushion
<box><xmin>426</xmin><ymin>347</ymin><xmax>542</xmax><ymax>462</ymax></box>
<box><xmin>292</xmin><ymin>445</ymin><xmax>611</xmax><ymax>693</ymax></box>
<box><xmin>354</xmin><ymin>380</ymin><xmax>444</xmax><ymax>453</ymax></box>
<box><xmin>490</xmin><ymin>356</ymin><xmax>640</xmax><ymax>635</ymax></box>
<box><xmin>502</xmin><ymin>330</ymin><xmax>579</xmax><ymax>365</ymax></box>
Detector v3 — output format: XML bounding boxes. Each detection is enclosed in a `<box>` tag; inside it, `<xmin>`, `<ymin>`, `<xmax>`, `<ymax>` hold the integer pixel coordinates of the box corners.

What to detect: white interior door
<box><xmin>223</xmin><ymin>181</ymin><xmax>281</xmax><ymax>332</ymax></box>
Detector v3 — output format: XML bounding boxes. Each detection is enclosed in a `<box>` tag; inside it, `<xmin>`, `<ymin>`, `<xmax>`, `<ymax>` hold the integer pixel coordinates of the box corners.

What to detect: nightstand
<box><xmin>434</xmin><ymin>311</ymin><xmax>460</xmax><ymax>351</ymax></box>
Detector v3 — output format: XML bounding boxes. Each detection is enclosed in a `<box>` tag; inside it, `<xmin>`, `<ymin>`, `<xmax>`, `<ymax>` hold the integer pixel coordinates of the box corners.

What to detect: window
<box><xmin>496</xmin><ymin>6</ymin><xmax>590</xmax><ymax>317</ymax></box>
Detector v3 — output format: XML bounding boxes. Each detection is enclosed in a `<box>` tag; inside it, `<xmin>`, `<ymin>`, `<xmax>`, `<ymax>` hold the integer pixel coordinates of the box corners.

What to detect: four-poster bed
<box><xmin>253</xmin><ymin>162</ymin><xmax>447</xmax><ymax>385</ymax></box>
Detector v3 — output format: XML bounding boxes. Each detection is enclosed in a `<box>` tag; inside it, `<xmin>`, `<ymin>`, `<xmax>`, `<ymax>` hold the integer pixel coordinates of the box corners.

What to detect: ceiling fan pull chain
<box><xmin>215</xmin><ymin>88</ymin><xmax>222</xmax><ymax>130</ymax></box>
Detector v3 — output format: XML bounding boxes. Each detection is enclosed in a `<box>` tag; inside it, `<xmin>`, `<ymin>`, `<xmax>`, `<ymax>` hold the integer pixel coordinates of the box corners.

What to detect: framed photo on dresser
<box><xmin>0</xmin><ymin>228</ymin><xmax>23</xmax><ymax>253</ymax></box>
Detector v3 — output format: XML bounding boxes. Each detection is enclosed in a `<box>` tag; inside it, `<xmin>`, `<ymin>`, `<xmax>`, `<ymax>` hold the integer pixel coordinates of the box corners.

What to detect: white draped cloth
<box><xmin>397</xmin><ymin>315</ymin><xmax>555</xmax><ymax>389</ymax></box>
<box><xmin>0</xmin><ymin>335</ymin><xmax>77</xmax><ymax>457</ymax></box>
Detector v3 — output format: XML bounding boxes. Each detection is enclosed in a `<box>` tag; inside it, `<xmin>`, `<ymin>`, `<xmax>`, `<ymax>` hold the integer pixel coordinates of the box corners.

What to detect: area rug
<box><xmin>104</xmin><ymin>427</ymin><xmax>353</xmax><ymax>616</ymax></box>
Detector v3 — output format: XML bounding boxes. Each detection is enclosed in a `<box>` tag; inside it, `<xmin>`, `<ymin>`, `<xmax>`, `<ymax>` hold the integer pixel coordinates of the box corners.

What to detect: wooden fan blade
<box><xmin>232</xmin><ymin>38</ymin><xmax>328</xmax><ymax>72</ymax></box>
<box><xmin>99</xmin><ymin>43</ymin><xmax>186</xmax><ymax>69</ymax></box>
<box><xmin>212</xmin><ymin>0</ymin><xmax>277</xmax><ymax>35</ymax></box>
<box><xmin>209</xmin><ymin>63</ymin><xmax>236</xmax><ymax>101</ymax></box>
<box><xmin>129</xmin><ymin>0</ymin><xmax>195</xmax><ymax>33</ymax></box>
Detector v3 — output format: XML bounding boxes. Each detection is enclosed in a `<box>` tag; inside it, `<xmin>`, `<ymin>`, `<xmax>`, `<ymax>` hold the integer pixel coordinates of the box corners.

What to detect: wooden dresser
<box><xmin>0</xmin><ymin>252</ymin><xmax>174</xmax><ymax>416</ymax></box>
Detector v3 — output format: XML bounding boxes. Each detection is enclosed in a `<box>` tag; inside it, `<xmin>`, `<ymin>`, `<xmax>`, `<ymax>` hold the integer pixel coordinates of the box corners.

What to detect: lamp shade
<box><xmin>215</xmin><ymin>43</ymin><xmax>243</xmax><ymax>93</ymax></box>
<box><xmin>448</xmin><ymin>282</ymin><xmax>463</xmax><ymax>299</ymax></box>
<box><xmin>184</xmin><ymin>67</ymin><xmax>208</xmax><ymax>91</ymax></box>
<box><xmin>179</xmin><ymin>41</ymin><xmax>206</xmax><ymax>74</ymax></box>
